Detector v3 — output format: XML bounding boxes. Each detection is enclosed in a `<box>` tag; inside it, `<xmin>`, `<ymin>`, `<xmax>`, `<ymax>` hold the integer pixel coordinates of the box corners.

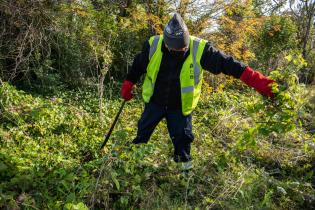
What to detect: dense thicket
<box><xmin>0</xmin><ymin>0</ymin><xmax>159</xmax><ymax>88</ymax></box>
<box><xmin>0</xmin><ymin>0</ymin><xmax>314</xmax><ymax>87</ymax></box>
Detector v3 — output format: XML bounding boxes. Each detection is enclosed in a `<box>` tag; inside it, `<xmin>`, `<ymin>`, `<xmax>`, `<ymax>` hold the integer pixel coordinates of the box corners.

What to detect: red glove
<box><xmin>240</xmin><ymin>67</ymin><xmax>275</xmax><ymax>98</ymax></box>
<box><xmin>120</xmin><ymin>80</ymin><xmax>134</xmax><ymax>101</ymax></box>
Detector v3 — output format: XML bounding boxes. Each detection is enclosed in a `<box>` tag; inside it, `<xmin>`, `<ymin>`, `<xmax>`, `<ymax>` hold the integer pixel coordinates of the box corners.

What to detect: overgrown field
<box><xmin>0</xmin><ymin>78</ymin><xmax>314</xmax><ymax>209</ymax></box>
<box><xmin>1</xmin><ymin>0</ymin><xmax>314</xmax><ymax>209</ymax></box>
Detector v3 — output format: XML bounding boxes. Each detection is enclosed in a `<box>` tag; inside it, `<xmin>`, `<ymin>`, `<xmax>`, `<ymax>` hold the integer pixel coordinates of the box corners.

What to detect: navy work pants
<box><xmin>133</xmin><ymin>102</ymin><xmax>194</xmax><ymax>162</ymax></box>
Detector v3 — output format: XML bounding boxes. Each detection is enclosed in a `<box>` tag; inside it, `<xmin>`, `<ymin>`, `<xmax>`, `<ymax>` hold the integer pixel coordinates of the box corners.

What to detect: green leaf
<box><xmin>111</xmin><ymin>172</ymin><xmax>120</xmax><ymax>190</ymax></box>
<box><xmin>64</xmin><ymin>202</ymin><xmax>88</xmax><ymax>210</ymax></box>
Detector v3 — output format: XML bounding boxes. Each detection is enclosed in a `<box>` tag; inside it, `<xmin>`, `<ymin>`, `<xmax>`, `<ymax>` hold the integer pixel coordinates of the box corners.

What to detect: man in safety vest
<box><xmin>120</xmin><ymin>13</ymin><xmax>275</xmax><ymax>170</ymax></box>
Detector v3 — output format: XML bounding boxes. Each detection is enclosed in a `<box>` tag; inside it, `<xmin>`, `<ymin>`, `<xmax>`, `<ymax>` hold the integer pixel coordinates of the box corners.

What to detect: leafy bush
<box><xmin>253</xmin><ymin>15</ymin><xmax>298</xmax><ymax>70</ymax></box>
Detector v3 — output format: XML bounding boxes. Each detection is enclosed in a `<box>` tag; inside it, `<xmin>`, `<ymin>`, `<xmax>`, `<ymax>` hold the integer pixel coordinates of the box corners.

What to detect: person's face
<box><xmin>165</xmin><ymin>44</ymin><xmax>188</xmax><ymax>58</ymax></box>
<box><xmin>165</xmin><ymin>44</ymin><xmax>188</xmax><ymax>52</ymax></box>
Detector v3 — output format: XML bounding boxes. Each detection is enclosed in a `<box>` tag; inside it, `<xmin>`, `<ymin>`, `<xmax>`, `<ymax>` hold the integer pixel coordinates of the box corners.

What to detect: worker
<box><xmin>120</xmin><ymin>13</ymin><xmax>275</xmax><ymax>170</ymax></box>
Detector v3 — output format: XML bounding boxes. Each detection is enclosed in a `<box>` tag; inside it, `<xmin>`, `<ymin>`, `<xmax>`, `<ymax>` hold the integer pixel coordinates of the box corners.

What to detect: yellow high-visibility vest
<box><xmin>142</xmin><ymin>35</ymin><xmax>207</xmax><ymax>116</ymax></box>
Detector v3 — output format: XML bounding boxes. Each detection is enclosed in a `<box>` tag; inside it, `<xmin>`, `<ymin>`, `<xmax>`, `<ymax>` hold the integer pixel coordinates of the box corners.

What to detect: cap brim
<box><xmin>164</xmin><ymin>33</ymin><xmax>190</xmax><ymax>49</ymax></box>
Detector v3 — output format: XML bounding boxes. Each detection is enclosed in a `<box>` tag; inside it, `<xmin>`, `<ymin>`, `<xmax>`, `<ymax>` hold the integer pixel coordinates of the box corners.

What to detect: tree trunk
<box><xmin>98</xmin><ymin>66</ymin><xmax>108</xmax><ymax>126</ymax></box>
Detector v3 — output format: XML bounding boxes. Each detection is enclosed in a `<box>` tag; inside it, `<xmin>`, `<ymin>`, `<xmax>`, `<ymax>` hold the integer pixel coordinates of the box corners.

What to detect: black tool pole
<box><xmin>100</xmin><ymin>100</ymin><xmax>126</xmax><ymax>150</ymax></box>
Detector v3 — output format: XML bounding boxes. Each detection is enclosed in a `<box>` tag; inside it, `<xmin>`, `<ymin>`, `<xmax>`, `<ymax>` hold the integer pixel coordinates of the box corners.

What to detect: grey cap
<box><xmin>163</xmin><ymin>13</ymin><xmax>190</xmax><ymax>50</ymax></box>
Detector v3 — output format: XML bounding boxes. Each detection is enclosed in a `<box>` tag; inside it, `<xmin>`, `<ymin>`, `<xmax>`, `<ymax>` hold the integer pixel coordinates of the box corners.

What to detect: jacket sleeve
<box><xmin>200</xmin><ymin>42</ymin><xmax>275</xmax><ymax>97</ymax></box>
<box><xmin>126</xmin><ymin>41</ymin><xmax>150</xmax><ymax>84</ymax></box>
<box><xmin>200</xmin><ymin>42</ymin><xmax>246</xmax><ymax>78</ymax></box>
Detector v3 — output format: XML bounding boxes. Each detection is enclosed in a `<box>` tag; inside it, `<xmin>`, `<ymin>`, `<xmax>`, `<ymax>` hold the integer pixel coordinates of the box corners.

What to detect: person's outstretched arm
<box><xmin>200</xmin><ymin>42</ymin><xmax>275</xmax><ymax>97</ymax></box>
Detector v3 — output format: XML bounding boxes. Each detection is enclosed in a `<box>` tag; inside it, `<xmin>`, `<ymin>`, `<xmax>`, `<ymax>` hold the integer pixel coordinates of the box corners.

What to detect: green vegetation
<box><xmin>1</xmin><ymin>0</ymin><xmax>314</xmax><ymax>209</ymax></box>
<box><xmin>1</xmin><ymin>62</ymin><xmax>314</xmax><ymax>208</ymax></box>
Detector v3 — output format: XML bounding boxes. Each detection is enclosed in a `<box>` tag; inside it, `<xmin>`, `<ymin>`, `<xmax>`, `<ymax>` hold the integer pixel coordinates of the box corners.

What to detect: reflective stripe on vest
<box><xmin>148</xmin><ymin>36</ymin><xmax>160</xmax><ymax>90</ymax></box>
<box><xmin>193</xmin><ymin>38</ymin><xmax>201</xmax><ymax>85</ymax></box>
<box><xmin>181</xmin><ymin>38</ymin><xmax>201</xmax><ymax>94</ymax></box>
<box><xmin>149</xmin><ymin>36</ymin><xmax>160</xmax><ymax>60</ymax></box>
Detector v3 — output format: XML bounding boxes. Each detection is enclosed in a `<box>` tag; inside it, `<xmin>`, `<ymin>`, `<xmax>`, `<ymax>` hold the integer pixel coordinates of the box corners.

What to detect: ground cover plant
<box><xmin>1</xmin><ymin>58</ymin><xmax>314</xmax><ymax>209</ymax></box>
